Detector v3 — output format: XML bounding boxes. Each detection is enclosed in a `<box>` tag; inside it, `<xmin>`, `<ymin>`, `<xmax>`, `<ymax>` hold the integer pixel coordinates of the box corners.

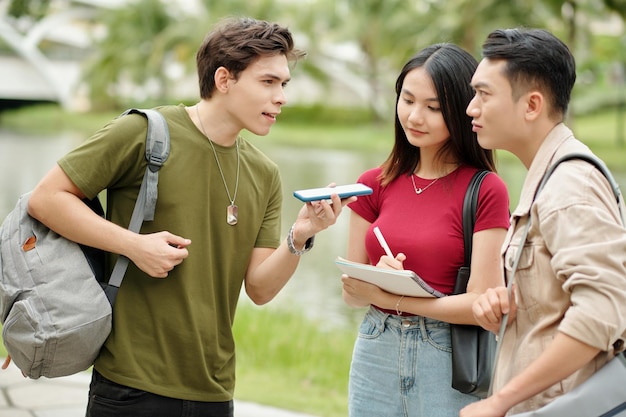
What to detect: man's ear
<box><xmin>525</xmin><ymin>91</ymin><xmax>544</xmax><ymax>121</ymax></box>
<box><xmin>214</xmin><ymin>67</ymin><xmax>231</xmax><ymax>93</ymax></box>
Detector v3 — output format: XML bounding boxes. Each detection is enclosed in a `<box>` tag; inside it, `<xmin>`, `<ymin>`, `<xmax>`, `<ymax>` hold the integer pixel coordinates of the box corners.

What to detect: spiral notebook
<box><xmin>335</xmin><ymin>257</ymin><xmax>445</xmax><ymax>298</ymax></box>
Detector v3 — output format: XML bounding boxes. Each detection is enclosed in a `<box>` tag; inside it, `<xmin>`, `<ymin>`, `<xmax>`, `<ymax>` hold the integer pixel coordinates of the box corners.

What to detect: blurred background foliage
<box><xmin>4</xmin><ymin>0</ymin><xmax>626</xmax><ymax>125</ymax></box>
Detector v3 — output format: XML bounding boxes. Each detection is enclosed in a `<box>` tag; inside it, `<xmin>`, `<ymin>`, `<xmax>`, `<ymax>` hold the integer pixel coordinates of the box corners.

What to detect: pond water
<box><xmin>1</xmin><ymin>128</ymin><xmax>625</xmax><ymax>330</ymax></box>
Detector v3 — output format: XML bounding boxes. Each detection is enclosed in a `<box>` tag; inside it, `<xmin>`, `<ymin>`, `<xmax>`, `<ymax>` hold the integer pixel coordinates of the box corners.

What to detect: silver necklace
<box><xmin>196</xmin><ymin>105</ymin><xmax>240</xmax><ymax>225</ymax></box>
<box><xmin>411</xmin><ymin>174</ymin><xmax>438</xmax><ymax>195</ymax></box>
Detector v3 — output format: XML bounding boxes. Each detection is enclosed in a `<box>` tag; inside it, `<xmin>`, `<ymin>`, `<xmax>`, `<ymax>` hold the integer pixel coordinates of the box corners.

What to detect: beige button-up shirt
<box><xmin>495</xmin><ymin>123</ymin><xmax>626</xmax><ymax>414</ymax></box>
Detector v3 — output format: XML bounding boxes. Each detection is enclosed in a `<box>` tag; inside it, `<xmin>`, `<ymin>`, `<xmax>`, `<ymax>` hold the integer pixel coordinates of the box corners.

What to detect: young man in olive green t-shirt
<box><xmin>23</xmin><ymin>17</ymin><xmax>354</xmax><ymax>417</ymax></box>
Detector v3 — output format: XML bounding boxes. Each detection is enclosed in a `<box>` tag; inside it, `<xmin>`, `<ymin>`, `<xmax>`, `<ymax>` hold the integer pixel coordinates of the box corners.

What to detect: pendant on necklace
<box><xmin>227</xmin><ymin>204</ymin><xmax>238</xmax><ymax>225</ymax></box>
<box><xmin>410</xmin><ymin>175</ymin><xmax>438</xmax><ymax>195</ymax></box>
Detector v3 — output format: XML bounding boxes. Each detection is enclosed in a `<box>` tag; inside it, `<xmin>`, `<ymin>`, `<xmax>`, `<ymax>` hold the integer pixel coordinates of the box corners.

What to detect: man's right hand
<box><xmin>128</xmin><ymin>232</ymin><xmax>191</xmax><ymax>278</ymax></box>
<box><xmin>472</xmin><ymin>286</ymin><xmax>516</xmax><ymax>334</ymax></box>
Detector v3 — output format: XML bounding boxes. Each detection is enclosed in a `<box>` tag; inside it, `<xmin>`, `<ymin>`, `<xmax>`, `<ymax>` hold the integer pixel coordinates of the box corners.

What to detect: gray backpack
<box><xmin>0</xmin><ymin>108</ymin><xmax>170</xmax><ymax>379</ymax></box>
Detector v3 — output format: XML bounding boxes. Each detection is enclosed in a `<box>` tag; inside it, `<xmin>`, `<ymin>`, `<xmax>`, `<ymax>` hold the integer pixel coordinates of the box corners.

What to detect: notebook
<box><xmin>335</xmin><ymin>257</ymin><xmax>445</xmax><ymax>298</ymax></box>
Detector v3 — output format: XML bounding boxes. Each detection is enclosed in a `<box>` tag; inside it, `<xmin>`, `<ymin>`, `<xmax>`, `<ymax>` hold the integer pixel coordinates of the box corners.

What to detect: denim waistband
<box><xmin>366</xmin><ymin>305</ymin><xmax>449</xmax><ymax>330</ymax></box>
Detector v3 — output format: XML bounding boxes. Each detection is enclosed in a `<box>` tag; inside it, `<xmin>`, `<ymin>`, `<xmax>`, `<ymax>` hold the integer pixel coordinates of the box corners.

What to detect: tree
<box><xmin>605</xmin><ymin>0</ymin><xmax>626</xmax><ymax>19</ymax></box>
<box><xmin>81</xmin><ymin>0</ymin><xmax>179</xmax><ymax>109</ymax></box>
<box><xmin>80</xmin><ymin>0</ymin><xmax>293</xmax><ymax>109</ymax></box>
<box><xmin>75</xmin><ymin>0</ymin><xmax>625</xmax><ymax>117</ymax></box>
<box><xmin>7</xmin><ymin>0</ymin><xmax>50</xmax><ymax>20</ymax></box>
<box><xmin>289</xmin><ymin>0</ymin><xmax>433</xmax><ymax>121</ymax></box>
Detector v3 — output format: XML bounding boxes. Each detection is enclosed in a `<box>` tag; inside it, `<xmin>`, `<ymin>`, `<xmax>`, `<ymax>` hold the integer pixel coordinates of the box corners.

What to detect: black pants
<box><xmin>86</xmin><ymin>369</ymin><xmax>234</xmax><ymax>417</ymax></box>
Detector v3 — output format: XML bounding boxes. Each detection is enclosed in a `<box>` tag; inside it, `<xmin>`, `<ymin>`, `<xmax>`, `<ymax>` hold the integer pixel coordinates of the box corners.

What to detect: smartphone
<box><xmin>293</xmin><ymin>183</ymin><xmax>373</xmax><ymax>202</ymax></box>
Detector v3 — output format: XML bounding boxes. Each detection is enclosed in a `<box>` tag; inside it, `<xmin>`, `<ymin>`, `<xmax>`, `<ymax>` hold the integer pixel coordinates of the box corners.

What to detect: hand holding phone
<box><xmin>293</xmin><ymin>183</ymin><xmax>373</xmax><ymax>202</ymax></box>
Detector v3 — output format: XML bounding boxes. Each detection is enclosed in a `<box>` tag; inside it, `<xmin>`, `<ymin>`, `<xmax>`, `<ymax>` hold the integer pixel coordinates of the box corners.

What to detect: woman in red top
<box><xmin>342</xmin><ymin>43</ymin><xmax>510</xmax><ymax>416</ymax></box>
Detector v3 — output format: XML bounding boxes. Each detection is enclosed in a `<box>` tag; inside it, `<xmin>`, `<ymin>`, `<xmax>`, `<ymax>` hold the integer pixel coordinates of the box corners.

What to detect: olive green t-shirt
<box><xmin>58</xmin><ymin>104</ymin><xmax>282</xmax><ymax>401</ymax></box>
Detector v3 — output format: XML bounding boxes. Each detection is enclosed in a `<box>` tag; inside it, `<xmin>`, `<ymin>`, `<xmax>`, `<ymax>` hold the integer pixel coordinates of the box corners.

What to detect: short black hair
<box><xmin>481</xmin><ymin>28</ymin><xmax>576</xmax><ymax>119</ymax></box>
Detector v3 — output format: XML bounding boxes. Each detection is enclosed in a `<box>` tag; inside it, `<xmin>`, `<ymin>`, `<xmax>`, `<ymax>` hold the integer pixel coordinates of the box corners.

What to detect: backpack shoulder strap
<box><xmin>119</xmin><ymin>108</ymin><xmax>170</xmax><ymax>223</ymax></box>
<box><xmin>537</xmin><ymin>153</ymin><xmax>624</xmax><ymax>226</ymax></box>
<box><xmin>105</xmin><ymin>108</ymin><xmax>170</xmax><ymax>303</ymax></box>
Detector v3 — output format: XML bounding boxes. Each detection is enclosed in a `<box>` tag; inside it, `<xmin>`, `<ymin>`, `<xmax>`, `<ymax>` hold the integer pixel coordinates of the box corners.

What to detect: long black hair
<box><xmin>380</xmin><ymin>43</ymin><xmax>495</xmax><ymax>185</ymax></box>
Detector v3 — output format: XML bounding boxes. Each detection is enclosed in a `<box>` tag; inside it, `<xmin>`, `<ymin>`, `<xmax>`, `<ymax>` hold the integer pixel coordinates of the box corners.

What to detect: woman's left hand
<box><xmin>342</xmin><ymin>274</ymin><xmax>383</xmax><ymax>305</ymax></box>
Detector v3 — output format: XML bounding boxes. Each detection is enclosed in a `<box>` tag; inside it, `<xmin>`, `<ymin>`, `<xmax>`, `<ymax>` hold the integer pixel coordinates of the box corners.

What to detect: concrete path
<box><xmin>0</xmin><ymin>358</ymin><xmax>318</xmax><ymax>417</ymax></box>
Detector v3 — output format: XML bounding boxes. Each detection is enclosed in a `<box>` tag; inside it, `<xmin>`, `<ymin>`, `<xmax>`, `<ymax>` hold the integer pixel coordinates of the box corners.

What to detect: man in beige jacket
<box><xmin>461</xmin><ymin>28</ymin><xmax>626</xmax><ymax>416</ymax></box>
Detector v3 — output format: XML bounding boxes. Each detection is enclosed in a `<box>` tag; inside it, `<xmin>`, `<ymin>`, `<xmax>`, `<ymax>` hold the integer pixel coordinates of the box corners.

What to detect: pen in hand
<box><xmin>373</xmin><ymin>226</ymin><xmax>394</xmax><ymax>258</ymax></box>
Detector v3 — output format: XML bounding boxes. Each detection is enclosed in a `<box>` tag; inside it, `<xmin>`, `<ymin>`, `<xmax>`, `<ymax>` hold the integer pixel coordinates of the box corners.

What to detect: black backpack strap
<box><xmin>104</xmin><ymin>108</ymin><xmax>170</xmax><ymax>304</ymax></box>
<box><xmin>536</xmin><ymin>153</ymin><xmax>623</xmax><ymax>223</ymax></box>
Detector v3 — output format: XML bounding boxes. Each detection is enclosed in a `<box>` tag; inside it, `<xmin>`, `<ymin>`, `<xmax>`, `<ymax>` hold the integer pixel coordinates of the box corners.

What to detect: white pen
<box><xmin>373</xmin><ymin>226</ymin><xmax>394</xmax><ymax>258</ymax></box>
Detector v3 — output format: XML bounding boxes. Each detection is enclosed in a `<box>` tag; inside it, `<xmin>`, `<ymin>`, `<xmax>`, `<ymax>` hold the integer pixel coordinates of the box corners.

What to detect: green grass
<box><xmin>233</xmin><ymin>304</ymin><xmax>356</xmax><ymax>416</ymax></box>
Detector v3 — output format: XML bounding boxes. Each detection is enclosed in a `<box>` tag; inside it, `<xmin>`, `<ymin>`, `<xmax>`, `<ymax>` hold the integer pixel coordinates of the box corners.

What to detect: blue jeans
<box><xmin>86</xmin><ymin>370</ymin><xmax>234</xmax><ymax>417</ymax></box>
<box><xmin>348</xmin><ymin>307</ymin><xmax>478</xmax><ymax>417</ymax></box>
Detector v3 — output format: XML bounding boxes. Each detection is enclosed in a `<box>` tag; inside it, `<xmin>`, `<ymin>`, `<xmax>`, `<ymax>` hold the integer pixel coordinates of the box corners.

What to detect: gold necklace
<box><xmin>196</xmin><ymin>105</ymin><xmax>240</xmax><ymax>225</ymax></box>
<box><xmin>411</xmin><ymin>174</ymin><xmax>439</xmax><ymax>195</ymax></box>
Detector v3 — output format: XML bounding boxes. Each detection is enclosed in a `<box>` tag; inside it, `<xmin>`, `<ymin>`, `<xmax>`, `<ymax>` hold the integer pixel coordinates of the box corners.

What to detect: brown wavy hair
<box><xmin>196</xmin><ymin>17</ymin><xmax>306</xmax><ymax>99</ymax></box>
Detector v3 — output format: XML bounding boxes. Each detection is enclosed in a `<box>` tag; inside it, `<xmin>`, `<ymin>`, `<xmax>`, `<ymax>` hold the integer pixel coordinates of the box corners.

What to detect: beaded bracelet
<box><xmin>286</xmin><ymin>223</ymin><xmax>315</xmax><ymax>256</ymax></box>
